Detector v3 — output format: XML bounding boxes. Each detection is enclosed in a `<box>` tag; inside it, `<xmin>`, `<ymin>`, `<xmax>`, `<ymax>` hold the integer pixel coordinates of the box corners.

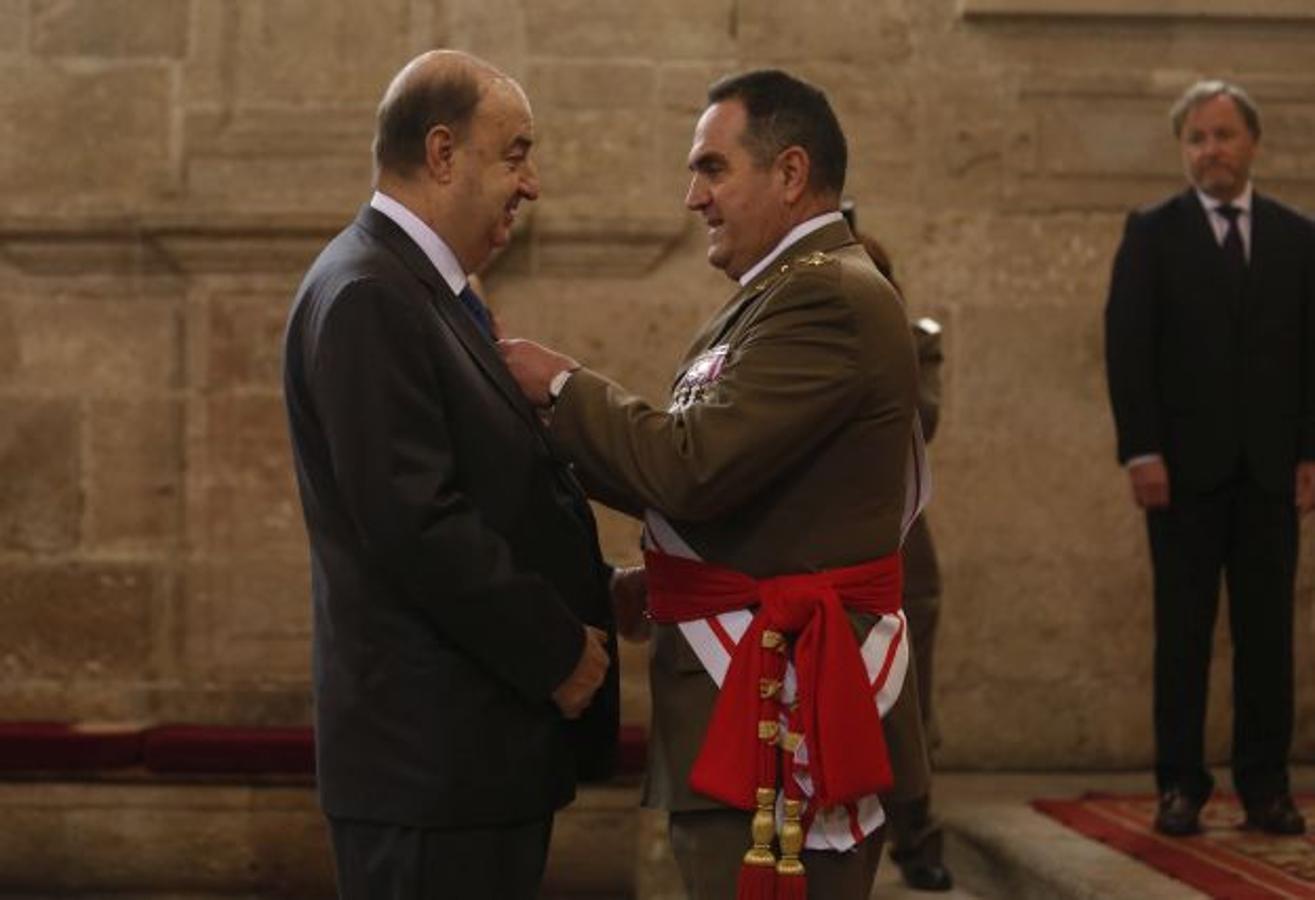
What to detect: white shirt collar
<box><xmin>370</xmin><ymin>191</ymin><xmax>468</xmax><ymax>296</ymax></box>
<box><xmin>738</xmin><ymin>211</ymin><xmax>846</xmax><ymax>287</ymax></box>
<box><xmin>1195</xmin><ymin>182</ymin><xmax>1253</xmax><ymax>217</ymax></box>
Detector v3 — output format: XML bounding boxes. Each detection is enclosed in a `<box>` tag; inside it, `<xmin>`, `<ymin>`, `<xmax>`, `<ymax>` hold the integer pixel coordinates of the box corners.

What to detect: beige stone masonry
<box><xmin>85</xmin><ymin>397</ymin><xmax>185</xmax><ymax>552</ymax></box>
<box><xmin>182</xmin><ymin>559</ymin><xmax>311</xmax><ymax>683</ymax></box>
<box><xmin>0</xmin><ymin>0</ymin><xmax>24</xmax><ymax>53</ymax></box>
<box><xmin>962</xmin><ymin>0</ymin><xmax>1315</xmax><ymax>18</ymax></box>
<box><xmin>524</xmin><ymin>0</ymin><xmax>736</xmax><ymax>59</ymax></box>
<box><xmin>0</xmin><ymin>61</ymin><xmax>175</xmax><ymax>214</ymax></box>
<box><xmin>0</xmin><ymin>398</ymin><xmax>82</xmax><ymax>553</ymax></box>
<box><xmin>0</xmin><ymin>563</ymin><xmax>160</xmax><ymax>679</ymax></box>
<box><xmin>0</xmin><ymin>293</ymin><xmax>181</xmax><ymax>392</ymax></box>
<box><xmin>31</xmin><ymin>0</ymin><xmax>190</xmax><ymax>59</ymax></box>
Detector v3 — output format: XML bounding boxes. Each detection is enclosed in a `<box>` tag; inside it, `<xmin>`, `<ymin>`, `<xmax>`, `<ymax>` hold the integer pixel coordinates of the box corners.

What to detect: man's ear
<box><xmin>425</xmin><ymin>125</ymin><xmax>457</xmax><ymax>183</ymax></box>
<box><xmin>777</xmin><ymin>146</ymin><xmax>811</xmax><ymax>204</ymax></box>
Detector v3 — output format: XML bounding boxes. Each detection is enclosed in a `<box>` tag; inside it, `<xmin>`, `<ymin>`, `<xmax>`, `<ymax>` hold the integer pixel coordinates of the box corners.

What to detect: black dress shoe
<box><xmin>899</xmin><ymin>861</ymin><xmax>954</xmax><ymax>892</ymax></box>
<box><xmin>1244</xmin><ymin>795</ymin><xmax>1307</xmax><ymax>835</ymax></box>
<box><xmin>1154</xmin><ymin>789</ymin><xmax>1204</xmax><ymax>836</ymax></box>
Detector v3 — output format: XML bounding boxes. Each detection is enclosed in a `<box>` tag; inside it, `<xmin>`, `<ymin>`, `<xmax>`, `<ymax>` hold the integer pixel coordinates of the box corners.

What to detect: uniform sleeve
<box><xmin>548</xmin><ymin>269</ymin><xmax>876</xmax><ymax>522</ymax></box>
<box><xmin>306</xmin><ymin>278</ymin><xmax>584</xmax><ymax>701</ymax></box>
<box><xmin>912</xmin><ymin>325</ymin><xmax>944</xmax><ymax>444</ymax></box>
<box><xmin>1104</xmin><ymin>210</ymin><xmax>1163</xmax><ymax>463</ymax></box>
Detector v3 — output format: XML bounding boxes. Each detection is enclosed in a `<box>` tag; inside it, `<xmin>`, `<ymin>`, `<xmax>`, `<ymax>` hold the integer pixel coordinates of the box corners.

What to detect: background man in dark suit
<box><xmin>282</xmin><ymin>50</ymin><xmax>618</xmax><ymax>898</ymax></box>
<box><xmin>1105</xmin><ymin>79</ymin><xmax>1315</xmax><ymax>838</ymax></box>
<box><xmin>502</xmin><ymin>69</ymin><xmax>928</xmax><ymax>899</ymax></box>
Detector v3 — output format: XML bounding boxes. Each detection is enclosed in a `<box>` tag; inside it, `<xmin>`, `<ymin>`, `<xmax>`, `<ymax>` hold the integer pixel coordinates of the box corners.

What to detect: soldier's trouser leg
<box><xmin>668</xmin><ymin>808</ymin><xmax>885</xmax><ymax>900</ymax></box>
<box><xmin>886</xmin><ymin>793</ymin><xmax>944</xmax><ymax>868</ymax></box>
<box><xmin>887</xmin><ymin>595</ymin><xmax>945</xmax><ymax>866</ymax></box>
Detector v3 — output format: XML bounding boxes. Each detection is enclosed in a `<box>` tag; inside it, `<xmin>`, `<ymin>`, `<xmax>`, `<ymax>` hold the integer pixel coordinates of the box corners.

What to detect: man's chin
<box><xmin>1200</xmin><ymin>181</ymin><xmax>1241</xmax><ymax>202</ymax></box>
<box><xmin>1195</xmin><ymin>171</ymin><xmax>1241</xmax><ymax>199</ymax></box>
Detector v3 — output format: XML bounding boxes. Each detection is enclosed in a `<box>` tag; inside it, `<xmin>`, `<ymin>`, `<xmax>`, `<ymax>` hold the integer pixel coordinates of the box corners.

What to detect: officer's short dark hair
<box><xmin>1171</xmin><ymin>80</ymin><xmax>1262</xmax><ymax>139</ymax></box>
<box><xmin>706</xmin><ymin>69</ymin><xmax>847</xmax><ymax>196</ymax></box>
<box><xmin>374</xmin><ymin>67</ymin><xmax>482</xmax><ymax>176</ymax></box>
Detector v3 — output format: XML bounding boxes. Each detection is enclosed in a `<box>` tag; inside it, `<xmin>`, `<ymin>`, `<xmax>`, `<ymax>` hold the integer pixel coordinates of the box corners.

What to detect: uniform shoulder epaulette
<box><xmin>792</xmin><ymin>250</ymin><xmax>832</xmax><ymax>268</ymax></box>
<box><xmin>752</xmin><ymin>250</ymin><xmax>835</xmax><ymax>292</ymax></box>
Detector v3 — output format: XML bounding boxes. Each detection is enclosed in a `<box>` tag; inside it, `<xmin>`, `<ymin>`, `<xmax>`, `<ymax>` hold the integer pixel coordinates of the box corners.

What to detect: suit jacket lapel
<box><xmin>1244</xmin><ymin>192</ymin><xmax>1272</xmax><ymax>316</ymax></box>
<box><xmin>353</xmin><ymin>205</ymin><xmax>543</xmax><ymax>432</ymax></box>
<box><xmin>426</xmin><ymin>278</ymin><xmax>545</xmax><ymax>428</ymax></box>
<box><xmin>1177</xmin><ymin>190</ymin><xmax>1241</xmax><ymax>325</ymax></box>
<box><xmin>1179</xmin><ymin>189</ymin><xmax>1221</xmax><ymax>267</ymax></box>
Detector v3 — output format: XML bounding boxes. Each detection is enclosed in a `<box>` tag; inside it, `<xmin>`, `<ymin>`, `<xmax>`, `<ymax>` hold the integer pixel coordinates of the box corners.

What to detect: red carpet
<box><xmin>1033</xmin><ymin>793</ymin><xmax>1315</xmax><ymax>899</ymax></box>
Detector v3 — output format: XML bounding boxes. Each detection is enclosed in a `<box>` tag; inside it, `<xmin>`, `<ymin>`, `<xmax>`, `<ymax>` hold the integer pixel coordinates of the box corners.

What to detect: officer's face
<box><xmin>684</xmin><ymin>100</ymin><xmax>791</xmax><ymax>281</ymax></box>
<box><xmin>1180</xmin><ymin>94</ymin><xmax>1258</xmax><ymax>204</ymax></box>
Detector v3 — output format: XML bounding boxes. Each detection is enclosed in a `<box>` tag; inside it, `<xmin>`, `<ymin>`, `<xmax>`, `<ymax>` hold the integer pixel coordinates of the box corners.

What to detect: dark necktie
<box><xmin>457</xmin><ymin>284</ymin><xmax>495</xmax><ymax>341</ymax></box>
<box><xmin>1217</xmin><ymin>204</ymin><xmax>1247</xmax><ymax>298</ymax></box>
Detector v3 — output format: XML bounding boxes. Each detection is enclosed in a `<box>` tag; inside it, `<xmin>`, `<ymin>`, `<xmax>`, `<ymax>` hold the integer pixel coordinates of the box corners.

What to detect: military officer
<box><xmin>501</xmin><ymin>68</ymin><xmax>929</xmax><ymax>899</ymax></box>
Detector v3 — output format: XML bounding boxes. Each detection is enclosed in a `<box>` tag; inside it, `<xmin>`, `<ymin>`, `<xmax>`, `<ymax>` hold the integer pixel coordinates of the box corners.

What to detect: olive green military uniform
<box><xmin>550</xmin><ymin>220</ymin><xmax>930</xmax><ymax>899</ymax></box>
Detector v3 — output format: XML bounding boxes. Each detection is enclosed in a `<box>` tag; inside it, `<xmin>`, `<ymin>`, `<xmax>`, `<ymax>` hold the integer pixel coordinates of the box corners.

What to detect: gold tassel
<box><xmin>775</xmin><ymin>798</ymin><xmax>807</xmax><ymax>898</ymax></box>
<box><xmin>735</xmin><ymin>787</ymin><xmax>779</xmax><ymax>898</ymax></box>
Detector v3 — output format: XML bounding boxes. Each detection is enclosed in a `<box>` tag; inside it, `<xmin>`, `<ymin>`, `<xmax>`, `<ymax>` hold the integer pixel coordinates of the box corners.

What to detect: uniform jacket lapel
<box><xmin>673</xmin><ymin>220</ymin><xmax>861</xmax><ymax>389</ymax></box>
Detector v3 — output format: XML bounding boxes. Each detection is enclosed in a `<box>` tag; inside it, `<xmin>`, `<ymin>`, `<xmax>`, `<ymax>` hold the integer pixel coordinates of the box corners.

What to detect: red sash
<box><xmin>644</xmin><ymin>549</ymin><xmax>903</xmax><ymax>811</ymax></box>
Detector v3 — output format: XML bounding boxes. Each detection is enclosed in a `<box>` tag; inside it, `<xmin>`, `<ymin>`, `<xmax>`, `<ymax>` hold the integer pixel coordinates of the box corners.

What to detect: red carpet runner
<box><xmin>1033</xmin><ymin>793</ymin><xmax>1315</xmax><ymax>899</ymax></box>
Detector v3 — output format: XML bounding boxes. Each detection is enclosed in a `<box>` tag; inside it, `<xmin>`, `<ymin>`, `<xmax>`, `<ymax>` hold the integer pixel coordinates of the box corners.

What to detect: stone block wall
<box><xmin>2</xmin><ymin>0</ymin><xmax>1314</xmax><ymax>771</ymax></box>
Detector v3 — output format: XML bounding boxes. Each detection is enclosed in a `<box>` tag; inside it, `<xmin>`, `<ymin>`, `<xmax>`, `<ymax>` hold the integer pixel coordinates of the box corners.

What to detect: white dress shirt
<box><xmin>738</xmin><ymin>210</ymin><xmax>845</xmax><ymax>287</ymax></box>
<box><xmin>1195</xmin><ymin>183</ymin><xmax>1253</xmax><ymax>262</ymax></box>
<box><xmin>369</xmin><ymin>191</ymin><xmax>469</xmax><ymax>297</ymax></box>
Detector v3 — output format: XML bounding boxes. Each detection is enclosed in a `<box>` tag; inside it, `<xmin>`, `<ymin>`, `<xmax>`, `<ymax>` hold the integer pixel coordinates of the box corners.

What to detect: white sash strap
<box><xmin>903</xmin><ymin>415</ymin><xmax>932</xmax><ymax>539</ymax></box>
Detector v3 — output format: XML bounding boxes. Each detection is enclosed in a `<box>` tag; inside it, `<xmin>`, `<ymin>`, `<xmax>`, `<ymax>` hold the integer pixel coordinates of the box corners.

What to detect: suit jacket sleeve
<box><xmin>566</xmin><ymin>461</ymin><xmax>648</xmax><ymax>520</ymax></box>
<box><xmin>306</xmin><ymin>277</ymin><xmax>584</xmax><ymax>702</ymax></box>
<box><xmin>1301</xmin><ymin>214</ymin><xmax>1315</xmax><ymax>462</ymax></box>
<box><xmin>548</xmin><ymin>267</ymin><xmax>877</xmax><ymax>522</ymax></box>
<box><xmin>1105</xmin><ymin>210</ymin><xmax>1163</xmax><ymax>463</ymax></box>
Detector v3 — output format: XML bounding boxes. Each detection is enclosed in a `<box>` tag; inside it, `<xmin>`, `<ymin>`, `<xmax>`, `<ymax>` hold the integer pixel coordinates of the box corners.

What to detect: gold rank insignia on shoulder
<box><xmin>753</xmin><ymin>251</ymin><xmax>833</xmax><ymax>291</ymax></box>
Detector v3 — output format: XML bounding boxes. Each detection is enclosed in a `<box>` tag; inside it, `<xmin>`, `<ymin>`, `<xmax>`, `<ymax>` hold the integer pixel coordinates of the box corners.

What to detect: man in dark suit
<box><xmin>282</xmin><ymin>50</ymin><xmax>619</xmax><ymax>898</ymax></box>
<box><xmin>1105</xmin><ymin>79</ymin><xmax>1315</xmax><ymax>838</ymax></box>
<box><xmin>502</xmin><ymin>69</ymin><xmax>928</xmax><ymax>900</ymax></box>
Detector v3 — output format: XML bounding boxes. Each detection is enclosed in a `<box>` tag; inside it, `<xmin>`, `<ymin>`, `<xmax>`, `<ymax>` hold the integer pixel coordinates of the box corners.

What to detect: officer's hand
<box><xmin>610</xmin><ymin>566</ymin><xmax>651</xmax><ymax>642</ymax></box>
<box><xmin>498</xmin><ymin>338</ymin><xmax>579</xmax><ymax>408</ymax></box>
<box><xmin>551</xmin><ymin>626</ymin><xmax>609</xmax><ymax>719</ymax></box>
<box><xmin>1129</xmin><ymin>458</ymin><xmax>1170</xmax><ymax>509</ymax></box>
<box><xmin>1296</xmin><ymin>462</ymin><xmax>1315</xmax><ymax>515</ymax></box>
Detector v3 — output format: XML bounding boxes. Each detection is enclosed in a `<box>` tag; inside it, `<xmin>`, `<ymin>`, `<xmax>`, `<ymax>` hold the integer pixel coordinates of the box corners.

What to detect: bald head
<box><xmin>370</xmin><ymin>50</ymin><xmax>540</xmax><ymax>273</ymax></box>
<box><xmin>373</xmin><ymin>50</ymin><xmax>503</xmax><ymax>179</ymax></box>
